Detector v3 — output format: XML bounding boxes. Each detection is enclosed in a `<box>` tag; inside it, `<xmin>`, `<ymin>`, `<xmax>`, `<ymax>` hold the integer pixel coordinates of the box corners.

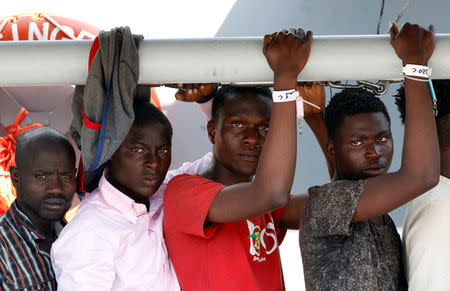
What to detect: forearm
<box><xmin>401</xmin><ymin>78</ymin><xmax>440</xmax><ymax>188</ymax></box>
<box><xmin>305</xmin><ymin>113</ymin><xmax>334</xmax><ymax>179</ymax></box>
<box><xmin>356</xmin><ymin>79</ymin><xmax>440</xmax><ymax>221</ymax></box>
<box><xmin>252</xmin><ymin>75</ymin><xmax>298</xmax><ymax>202</ymax></box>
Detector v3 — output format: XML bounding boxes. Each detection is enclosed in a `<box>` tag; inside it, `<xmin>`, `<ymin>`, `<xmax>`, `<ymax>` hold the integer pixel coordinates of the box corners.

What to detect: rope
<box><xmin>40</xmin><ymin>14</ymin><xmax>76</xmax><ymax>40</ymax></box>
<box><xmin>0</xmin><ymin>108</ymin><xmax>43</xmax><ymax>214</ymax></box>
<box><xmin>377</xmin><ymin>0</ymin><xmax>385</xmax><ymax>34</ymax></box>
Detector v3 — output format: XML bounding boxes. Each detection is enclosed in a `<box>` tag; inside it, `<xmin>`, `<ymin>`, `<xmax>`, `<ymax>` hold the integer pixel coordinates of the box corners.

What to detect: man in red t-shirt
<box><xmin>164</xmin><ymin>29</ymin><xmax>313</xmax><ymax>291</ymax></box>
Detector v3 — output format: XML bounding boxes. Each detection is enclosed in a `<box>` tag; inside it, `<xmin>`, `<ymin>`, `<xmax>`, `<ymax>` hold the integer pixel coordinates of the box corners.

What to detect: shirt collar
<box><xmin>7</xmin><ymin>202</ymin><xmax>47</xmax><ymax>242</ymax></box>
<box><xmin>98</xmin><ymin>173</ymin><xmax>148</xmax><ymax>224</ymax></box>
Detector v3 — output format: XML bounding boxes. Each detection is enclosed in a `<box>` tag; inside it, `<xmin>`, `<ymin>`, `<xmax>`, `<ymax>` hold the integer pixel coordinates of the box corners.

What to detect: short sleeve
<box><xmin>163</xmin><ymin>174</ymin><xmax>225</xmax><ymax>238</ymax></box>
<box><xmin>271</xmin><ymin>205</ymin><xmax>288</xmax><ymax>244</ymax></box>
<box><xmin>303</xmin><ymin>179</ymin><xmax>366</xmax><ymax>237</ymax></box>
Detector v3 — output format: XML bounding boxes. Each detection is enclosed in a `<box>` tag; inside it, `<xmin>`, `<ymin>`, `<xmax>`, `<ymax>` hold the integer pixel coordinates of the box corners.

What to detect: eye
<box><xmin>258</xmin><ymin>124</ymin><xmax>269</xmax><ymax>132</ymax></box>
<box><xmin>377</xmin><ymin>136</ymin><xmax>387</xmax><ymax>142</ymax></box>
<box><xmin>232</xmin><ymin>121</ymin><xmax>242</xmax><ymax>128</ymax></box>
<box><xmin>62</xmin><ymin>174</ymin><xmax>73</xmax><ymax>180</ymax></box>
<box><xmin>36</xmin><ymin>174</ymin><xmax>47</xmax><ymax>180</ymax></box>
<box><xmin>351</xmin><ymin>140</ymin><xmax>362</xmax><ymax>146</ymax></box>
<box><xmin>159</xmin><ymin>147</ymin><xmax>170</xmax><ymax>154</ymax></box>
<box><xmin>131</xmin><ymin>147</ymin><xmax>144</xmax><ymax>153</ymax></box>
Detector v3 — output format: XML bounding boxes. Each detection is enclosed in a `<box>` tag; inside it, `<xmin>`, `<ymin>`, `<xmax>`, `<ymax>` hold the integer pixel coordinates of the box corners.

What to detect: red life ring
<box><xmin>0</xmin><ymin>13</ymin><xmax>99</xmax><ymax>41</ymax></box>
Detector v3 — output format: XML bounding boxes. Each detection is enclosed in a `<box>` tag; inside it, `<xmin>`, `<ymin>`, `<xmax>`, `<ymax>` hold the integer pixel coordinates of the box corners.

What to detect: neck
<box><xmin>441</xmin><ymin>148</ymin><xmax>450</xmax><ymax>178</ymax></box>
<box><xmin>16</xmin><ymin>203</ymin><xmax>55</xmax><ymax>239</ymax></box>
<box><xmin>106</xmin><ymin>175</ymin><xmax>150</xmax><ymax>210</ymax></box>
<box><xmin>202</xmin><ymin>157</ymin><xmax>253</xmax><ymax>186</ymax></box>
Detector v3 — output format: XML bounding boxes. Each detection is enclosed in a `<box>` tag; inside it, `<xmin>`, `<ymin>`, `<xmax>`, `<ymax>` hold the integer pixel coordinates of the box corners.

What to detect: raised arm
<box><xmin>299</xmin><ymin>82</ymin><xmax>334</xmax><ymax>178</ymax></box>
<box><xmin>206</xmin><ymin>30</ymin><xmax>313</xmax><ymax>223</ymax></box>
<box><xmin>279</xmin><ymin>82</ymin><xmax>331</xmax><ymax>229</ymax></box>
<box><xmin>353</xmin><ymin>23</ymin><xmax>440</xmax><ymax>222</ymax></box>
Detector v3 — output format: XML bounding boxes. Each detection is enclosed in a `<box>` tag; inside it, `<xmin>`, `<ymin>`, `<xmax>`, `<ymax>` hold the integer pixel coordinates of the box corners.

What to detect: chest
<box><xmin>0</xmin><ymin>238</ymin><xmax>55</xmax><ymax>290</ymax></box>
<box><xmin>113</xmin><ymin>216</ymin><xmax>171</xmax><ymax>281</ymax></box>
<box><xmin>232</xmin><ymin>214</ymin><xmax>281</xmax><ymax>263</ymax></box>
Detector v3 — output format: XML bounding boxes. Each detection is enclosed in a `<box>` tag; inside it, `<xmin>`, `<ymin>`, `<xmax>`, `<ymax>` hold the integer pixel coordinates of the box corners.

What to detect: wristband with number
<box><xmin>272</xmin><ymin>89</ymin><xmax>299</xmax><ymax>103</ymax></box>
<box><xmin>402</xmin><ymin>64</ymin><xmax>431</xmax><ymax>78</ymax></box>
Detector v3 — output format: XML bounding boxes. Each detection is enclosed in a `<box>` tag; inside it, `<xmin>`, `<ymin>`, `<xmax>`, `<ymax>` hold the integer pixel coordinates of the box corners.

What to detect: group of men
<box><xmin>0</xmin><ymin>22</ymin><xmax>448</xmax><ymax>291</ymax></box>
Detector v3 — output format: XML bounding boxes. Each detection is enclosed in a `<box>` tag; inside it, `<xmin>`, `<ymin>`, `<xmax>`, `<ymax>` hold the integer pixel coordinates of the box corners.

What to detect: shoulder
<box><xmin>165</xmin><ymin>174</ymin><xmax>222</xmax><ymax>197</ymax></box>
<box><xmin>308</xmin><ymin>179</ymin><xmax>366</xmax><ymax>197</ymax></box>
<box><xmin>0</xmin><ymin>212</ymin><xmax>17</xmax><ymax>237</ymax></box>
<box><xmin>61</xmin><ymin>193</ymin><xmax>129</xmax><ymax>238</ymax></box>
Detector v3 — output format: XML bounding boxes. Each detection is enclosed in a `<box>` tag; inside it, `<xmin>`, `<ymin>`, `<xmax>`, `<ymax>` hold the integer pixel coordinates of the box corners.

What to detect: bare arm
<box><xmin>300</xmin><ymin>83</ymin><xmax>335</xmax><ymax>179</ymax></box>
<box><xmin>207</xmin><ymin>30</ymin><xmax>313</xmax><ymax>223</ymax></box>
<box><xmin>279</xmin><ymin>83</ymin><xmax>332</xmax><ymax>230</ymax></box>
<box><xmin>353</xmin><ymin>23</ymin><xmax>440</xmax><ymax>222</ymax></box>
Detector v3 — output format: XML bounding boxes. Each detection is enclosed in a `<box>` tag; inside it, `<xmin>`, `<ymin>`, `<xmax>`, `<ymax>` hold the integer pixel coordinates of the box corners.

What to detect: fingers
<box><xmin>428</xmin><ymin>24</ymin><xmax>435</xmax><ymax>34</ymax></box>
<box><xmin>305</xmin><ymin>30</ymin><xmax>313</xmax><ymax>42</ymax></box>
<box><xmin>263</xmin><ymin>32</ymin><xmax>277</xmax><ymax>55</ymax></box>
<box><xmin>175</xmin><ymin>90</ymin><xmax>186</xmax><ymax>101</ymax></box>
<box><xmin>389</xmin><ymin>21</ymin><xmax>398</xmax><ymax>41</ymax></box>
<box><xmin>175</xmin><ymin>83</ymin><xmax>217</xmax><ymax>102</ymax></box>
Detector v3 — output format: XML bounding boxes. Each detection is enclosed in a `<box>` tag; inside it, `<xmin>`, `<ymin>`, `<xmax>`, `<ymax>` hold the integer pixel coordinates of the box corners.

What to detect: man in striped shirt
<box><xmin>0</xmin><ymin>127</ymin><xmax>76</xmax><ymax>290</ymax></box>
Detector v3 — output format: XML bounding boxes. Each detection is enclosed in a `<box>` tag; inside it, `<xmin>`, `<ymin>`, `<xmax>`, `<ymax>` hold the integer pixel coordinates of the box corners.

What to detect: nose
<box><xmin>242</xmin><ymin>127</ymin><xmax>261</xmax><ymax>147</ymax></box>
<box><xmin>365</xmin><ymin>142</ymin><xmax>382</xmax><ymax>160</ymax></box>
<box><xmin>144</xmin><ymin>151</ymin><xmax>160</xmax><ymax>170</ymax></box>
<box><xmin>47</xmin><ymin>175</ymin><xmax>64</xmax><ymax>195</ymax></box>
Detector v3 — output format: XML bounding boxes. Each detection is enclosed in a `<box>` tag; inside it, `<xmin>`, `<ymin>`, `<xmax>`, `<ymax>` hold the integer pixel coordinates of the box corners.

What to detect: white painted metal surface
<box><xmin>1</xmin><ymin>34</ymin><xmax>450</xmax><ymax>85</ymax></box>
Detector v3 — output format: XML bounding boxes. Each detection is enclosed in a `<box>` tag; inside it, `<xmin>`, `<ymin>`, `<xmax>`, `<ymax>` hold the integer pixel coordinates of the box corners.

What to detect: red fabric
<box><xmin>88</xmin><ymin>37</ymin><xmax>100</xmax><ymax>71</ymax></box>
<box><xmin>150</xmin><ymin>88</ymin><xmax>162</xmax><ymax>110</ymax></box>
<box><xmin>81</xmin><ymin>109</ymin><xmax>101</xmax><ymax>130</ymax></box>
<box><xmin>76</xmin><ymin>36</ymin><xmax>100</xmax><ymax>194</ymax></box>
<box><xmin>76</xmin><ymin>158</ymin><xmax>85</xmax><ymax>194</ymax></box>
<box><xmin>163</xmin><ymin>174</ymin><xmax>287</xmax><ymax>291</ymax></box>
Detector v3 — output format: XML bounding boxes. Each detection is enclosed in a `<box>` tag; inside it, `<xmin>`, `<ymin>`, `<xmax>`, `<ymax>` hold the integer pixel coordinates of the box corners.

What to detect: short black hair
<box><xmin>211</xmin><ymin>86</ymin><xmax>272</xmax><ymax>121</ymax></box>
<box><xmin>133</xmin><ymin>99</ymin><xmax>173</xmax><ymax>136</ymax></box>
<box><xmin>394</xmin><ymin>80</ymin><xmax>450</xmax><ymax>148</ymax></box>
<box><xmin>325</xmin><ymin>88</ymin><xmax>391</xmax><ymax>142</ymax></box>
<box><xmin>15</xmin><ymin>127</ymin><xmax>75</xmax><ymax>169</ymax></box>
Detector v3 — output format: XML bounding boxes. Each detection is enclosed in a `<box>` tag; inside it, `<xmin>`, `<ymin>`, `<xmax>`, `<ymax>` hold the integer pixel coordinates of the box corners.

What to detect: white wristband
<box><xmin>272</xmin><ymin>89</ymin><xmax>299</xmax><ymax>103</ymax></box>
<box><xmin>404</xmin><ymin>75</ymin><xmax>429</xmax><ymax>82</ymax></box>
<box><xmin>402</xmin><ymin>64</ymin><xmax>431</xmax><ymax>78</ymax></box>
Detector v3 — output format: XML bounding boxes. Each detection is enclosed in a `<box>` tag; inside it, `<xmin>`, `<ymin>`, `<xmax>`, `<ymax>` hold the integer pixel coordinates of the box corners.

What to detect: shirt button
<box><xmin>6</xmin><ymin>278</ymin><xmax>13</xmax><ymax>284</ymax></box>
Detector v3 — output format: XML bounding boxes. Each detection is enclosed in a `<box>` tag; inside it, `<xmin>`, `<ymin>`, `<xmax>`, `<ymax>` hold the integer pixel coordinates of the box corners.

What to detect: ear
<box><xmin>326</xmin><ymin>142</ymin><xmax>336</xmax><ymax>160</ymax></box>
<box><xmin>9</xmin><ymin>166</ymin><xmax>20</xmax><ymax>188</ymax></box>
<box><xmin>207</xmin><ymin>120</ymin><xmax>216</xmax><ymax>144</ymax></box>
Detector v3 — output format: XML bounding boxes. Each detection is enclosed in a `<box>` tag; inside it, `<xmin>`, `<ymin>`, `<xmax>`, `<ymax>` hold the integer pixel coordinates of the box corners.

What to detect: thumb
<box><xmin>428</xmin><ymin>24</ymin><xmax>435</xmax><ymax>34</ymax></box>
<box><xmin>389</xmin><ymin>21</ymin><xmax>398</xmax><ymax>41</ymax></box>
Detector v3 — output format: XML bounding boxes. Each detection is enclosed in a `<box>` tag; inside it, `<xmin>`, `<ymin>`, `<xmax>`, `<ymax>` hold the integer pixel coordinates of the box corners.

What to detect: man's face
<box><xmin>13</xmin><ymin>144</ymin><xmax>76</xmax><ymax>222</ymax></box>
<box><xmin>329</xmin><ymin>112</ymin><xmax>393</xmax><ymax>180</ymax></box>
<box><xmin>210</xmin><ymin>93</ymin><xmax>271</xmax><ymax>180</ymax></box>
<box><xmin>109</xmin><ymin>120</ymin><xmax>172</xmax><ymax>203</ymax></box>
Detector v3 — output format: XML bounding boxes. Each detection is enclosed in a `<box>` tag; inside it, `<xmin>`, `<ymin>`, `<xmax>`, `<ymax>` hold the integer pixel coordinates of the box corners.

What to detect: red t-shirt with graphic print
<box><xmin>163</xmin><ymin>174</ymin><xmax>287</xmax><ymax>291</ymax></box>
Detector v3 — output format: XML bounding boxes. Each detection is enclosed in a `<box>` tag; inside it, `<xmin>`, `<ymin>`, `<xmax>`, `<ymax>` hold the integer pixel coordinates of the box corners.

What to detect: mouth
<box><xmin>364</xmin><ymin>163</ymin><xmax>385</xmax><ymax>177</ymax></box>
<box><xmin>238</xmin><ymin>152</ymin><xmax>260</xmax><ymax>163</ymax></box>
<box><xmin>142</xmin><ymin>174</ymin><xmax>161</xmax><ymax>186</ymax></box>
<box><xmin>42</xmin><ymin>198</ymin><xmax>68</xmax><ymax>211</ymax></box>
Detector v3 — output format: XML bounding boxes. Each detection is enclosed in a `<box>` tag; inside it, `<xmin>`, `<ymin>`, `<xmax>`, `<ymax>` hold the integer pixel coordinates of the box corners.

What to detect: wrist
<box><xmin>304</xmin><ymin>113</ymin><xmax>324</xmax><ymax>125</ymax></box>
<box><xmin>402</xmin><ymin>59</ymin><xmax>428</xmax><ymax>67</ymax></box>
<box><xmin>274</xmin><ymin>74</ymin><xmax>298</xmax><ymax>91</ymax></box>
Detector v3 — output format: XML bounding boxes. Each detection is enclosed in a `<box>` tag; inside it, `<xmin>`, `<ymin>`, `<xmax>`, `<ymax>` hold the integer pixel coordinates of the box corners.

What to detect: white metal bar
<box><xmin>1</xmin><ymin>35</ymin><xmax>450</xmax><ymax>85</ymax></box>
